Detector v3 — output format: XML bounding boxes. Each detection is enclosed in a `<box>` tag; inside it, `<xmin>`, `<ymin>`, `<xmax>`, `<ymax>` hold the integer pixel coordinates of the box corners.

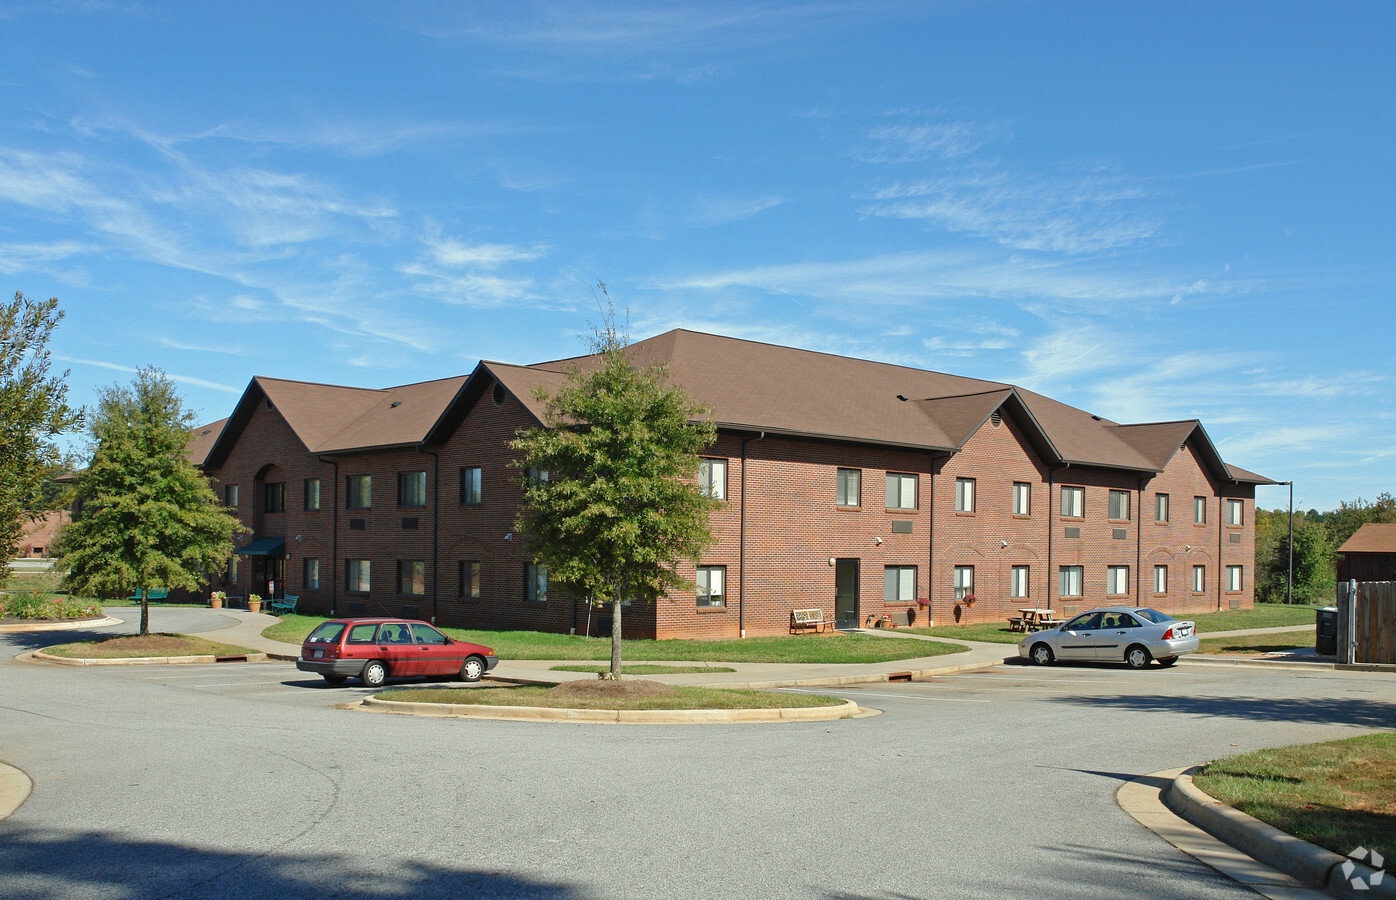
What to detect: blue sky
<box><xmin>2</xmin><ymin>1</ymin><xmax>1391</xmax><ymax>513</ymax></box>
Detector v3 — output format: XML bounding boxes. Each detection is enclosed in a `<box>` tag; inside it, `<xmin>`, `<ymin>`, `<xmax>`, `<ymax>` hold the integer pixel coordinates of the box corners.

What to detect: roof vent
<box><xmin>991</xmin><ymin>411</ymin><xmax>1002</xmax><ymax>428</ymax></box>
<box><xmin>1091</xmin><ymin>415</ymin><xmax>1101</xmax><ymax>421</ymax></box>
<box><xmin>896</xmin><ymin>394</ymin><xmax>908</xmax><ymax>402</ymax></box>
<box><xmin>265</xmin><ymin>399</ymin><xmax>274</xmax><ymax>410</ymax></box>
<box><xmin>492</xmin><ymin>383</ymin><xmax>507</xmax><ymax>406</ymax></box>
<box><xmin>389</xmin><ymin>401</ymin><xmax>401</xmax><ymax>408</ymax></box>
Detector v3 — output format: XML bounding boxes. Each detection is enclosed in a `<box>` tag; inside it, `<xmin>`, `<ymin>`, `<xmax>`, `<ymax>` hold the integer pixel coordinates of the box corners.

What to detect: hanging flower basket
<box><xmin>960</xmin><ymin>594</ymin><xmax>977</xmax><ymax>607</ymax></box>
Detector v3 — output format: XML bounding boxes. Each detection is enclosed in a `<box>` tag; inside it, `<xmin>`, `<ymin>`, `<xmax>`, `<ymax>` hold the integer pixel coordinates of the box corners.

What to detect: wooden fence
<box><xmin>1337</xmin><ymin>580</ymin><xmax>1396</xmax><ymax>665</ymax></box>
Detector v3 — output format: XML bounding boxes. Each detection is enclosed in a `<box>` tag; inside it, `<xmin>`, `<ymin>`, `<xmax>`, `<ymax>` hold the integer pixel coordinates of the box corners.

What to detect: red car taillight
<box><xmin>1162</xmin><ymin>627</ymin><xmax>1174</xmax><ymax>640</ymax></box>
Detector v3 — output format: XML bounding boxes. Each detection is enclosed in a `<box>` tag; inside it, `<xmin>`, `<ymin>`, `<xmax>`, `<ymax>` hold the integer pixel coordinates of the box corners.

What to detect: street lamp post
<box><xmin>1278</xmin><ymin>481</ymin><xmax>1293</xmax><ymax>605</ymax></box>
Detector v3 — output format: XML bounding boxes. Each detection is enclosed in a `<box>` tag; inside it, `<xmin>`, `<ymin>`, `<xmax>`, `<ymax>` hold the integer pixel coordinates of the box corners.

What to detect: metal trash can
<box><xmin>1315</xmin><ymin>606</ymin><xmax>1337</xmax><ymax>656</ymax></box>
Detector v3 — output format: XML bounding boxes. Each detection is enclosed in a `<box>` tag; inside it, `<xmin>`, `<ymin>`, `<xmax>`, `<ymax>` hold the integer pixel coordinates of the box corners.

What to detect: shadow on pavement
<box><xmin>1049</xmin><ymin>692</ymin><xmax>1396</xmax><ymax>729</ymax></box>
<box><xmin>0</xmin><ymin>824</ymin><xmax>582</xmax><ymax>900</ymax></box>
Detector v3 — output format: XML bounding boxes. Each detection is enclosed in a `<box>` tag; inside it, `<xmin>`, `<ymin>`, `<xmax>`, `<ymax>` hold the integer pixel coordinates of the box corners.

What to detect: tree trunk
<box><xmin>610</xmin><ymin>597</ymin><xmax>623</xmax><ymax>680</ymax></box>
<box><xmin>139</xmin><ymin>590</ymin><xmax>149</xmax><ymax>636</ymax></box>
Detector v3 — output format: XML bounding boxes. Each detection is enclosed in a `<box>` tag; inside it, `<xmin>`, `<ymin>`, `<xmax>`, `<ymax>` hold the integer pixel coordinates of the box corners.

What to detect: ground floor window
<box><xmin>697</xmin><ymin>566</ymin><xmax>726</xmax><ymax>607</ymax></box>
<box><xmin>459</xmin><ymin>560</ymin><xmax>480</xmax><ymax>599</ymax></box>
<box><xmin>1106</xmin><ymin>565</ymin><xmax>1129</xmax><ymax>596</ymax></box>
<box><xmin>1226</xmin><ymin>565</ymin><xmax>1242</xmax><ymax>592</ymax></box>
<box><xmin>1010</xmin><ymin>565</ymin><xmax>1029</xmax><ymax>599</ymax></box>
<box><xmin>525</xmin><ymin>563</ymin><xmax>547</xmax><ymax>603</ymax></box>
<box><xmin>1192</xmin><ymin>565</ymin><xmax>1206</xmax><ymax>593</ymax></box>
<box><xmin>884</xmin><ymin>566</ymin><xmax>916</xmax><ymax>603</ymax></box>
<box><xmin>1059</xmin><ymin>565</ymin><xmax>1083</xmax><ymax>597</ymax></box>
<box><xmin>953</xmin><ymin>565</ymin><xmax>974</xmax><ymax>601</ymax></box>
<box><xmin>398</xmin><ymin>560</ymin><xmax>425</xmax><ymax>595</ymax></box>
<box><xmin>304</xmin><ymin>558</ymin><xmax>319</xmax><ymax>591</ymax></box>
<box><xmin>346</xmin><ymin>559</ymin><xmax>370</xmax><ymax>593</ymax></box>
<box><xmin>1153</xmin><ymin>565</ymin><xmax>1167</xmax><ymax>594</ymax></box>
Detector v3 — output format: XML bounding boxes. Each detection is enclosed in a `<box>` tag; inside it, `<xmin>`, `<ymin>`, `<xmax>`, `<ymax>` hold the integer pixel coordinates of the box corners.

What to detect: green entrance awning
<box><xmin>234</xmin><ymin>536</ymin><xmax>286</xmax><ymax>557</ymax></box>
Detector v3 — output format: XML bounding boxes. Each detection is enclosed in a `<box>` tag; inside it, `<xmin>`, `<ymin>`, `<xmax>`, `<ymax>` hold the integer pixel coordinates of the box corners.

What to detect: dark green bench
<box><xmin>129</xmin><ymin>589</ymin><xmax>169</xmax><ymax>601</ymax></box>
<box><xmin>268</xmin><ymin>594</ymin><xmax>299</xmax><ymax>615</ymax></box>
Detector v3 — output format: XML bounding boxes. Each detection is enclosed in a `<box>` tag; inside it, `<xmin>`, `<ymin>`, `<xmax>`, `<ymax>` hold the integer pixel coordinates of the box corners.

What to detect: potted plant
<box><xmin>960</xmin><ymin>593</ymin><xmax>976</xmax><ymax>607</ymax></box>
<box><xmin>210</xmin><ymin>591</ymin><xmax>226</xmax><ymax>609</ymax></box>
<box><xmin>247</xmin><ymin>593</ymin><xmax>262</xmax><ymax>614</ymax></box>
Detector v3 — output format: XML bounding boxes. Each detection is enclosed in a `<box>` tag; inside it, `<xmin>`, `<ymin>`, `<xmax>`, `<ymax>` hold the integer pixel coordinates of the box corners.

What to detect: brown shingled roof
<box><xmin>1339</xmin><ymin>523</ymin><xmax>1396</xmax><ymax>554</ymax></box>
<box><xmin>185</xmin><ymin>418</ymin><xmax>228</xmax><ymax>466</ymax></box>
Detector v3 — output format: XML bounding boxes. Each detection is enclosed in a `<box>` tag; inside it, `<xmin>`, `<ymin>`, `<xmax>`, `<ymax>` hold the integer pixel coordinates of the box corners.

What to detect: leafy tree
<box><xmin>1323</xmin><ymin>493</ymin><xmax>1396</xmax><ymax>550</ymax></box>
<box><xmin>0</xmin><ymin>292</ymin><xmax>82</xmax><ymax>587</ymax></box>
<box><xmin>55</xmin><ymin>368</ymin><xmax>243</xmax><ymax>635</ymax></box>
<box><xmin>1258</xmin><ymin>517</ymin><xmax>1335</xmax><ymax>605</ymax></box>
<box><xmin>511</xmin><ymin>300</ymin><xmax>718</xmax><ymax>679</ymax></box>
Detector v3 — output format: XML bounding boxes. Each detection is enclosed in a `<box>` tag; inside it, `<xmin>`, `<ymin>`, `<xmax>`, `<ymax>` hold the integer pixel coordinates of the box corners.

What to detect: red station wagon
<box><xmin>296</xmin><ymin>617</ymin><xmax>499</xmax><ymax>687</ymax></box>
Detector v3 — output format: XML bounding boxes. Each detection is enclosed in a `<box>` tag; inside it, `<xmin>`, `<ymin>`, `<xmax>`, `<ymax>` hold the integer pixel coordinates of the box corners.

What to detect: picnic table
<box><xmin>1009</xmin><ymin>608</ymin><xmax>1063</xmax><ymax>632</ymax></box>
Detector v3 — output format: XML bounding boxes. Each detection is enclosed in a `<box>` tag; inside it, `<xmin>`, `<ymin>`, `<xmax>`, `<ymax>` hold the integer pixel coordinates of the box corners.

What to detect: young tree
<box><xmin>511</xmin><ymin>302</ymin><xmax>718</xmax><ymax>679</ymax></box>
<box><xmin>55</xmin><ymin>368</ymin><xmax>243</xmax><ymax>635</ymax></box>
<box><xmin>0</xmin><ymin>292</ymin><xmax>82</xmax><ymax>586</ymax></box>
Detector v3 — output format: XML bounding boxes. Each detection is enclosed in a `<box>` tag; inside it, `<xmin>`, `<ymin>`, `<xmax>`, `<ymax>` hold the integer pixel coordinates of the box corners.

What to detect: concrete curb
<box><xmin>0</xmin><ymin>762</ymin><xmax>32</xmax><ymax>822</ymax></box>
<box><xmin>0</xmin><ymin>616</ymin><xmax>121</xmax><ymax>632</ymax></box>
<box><xmin>1164</xmin><ymin>769</ymin><xmax>1392</xmax><ymax>898</ymax></box>
<box><xmin>361</xmin><ymin>696</ymin><xmax>862</xmax><ymax>724</ymax></box>
<box><xmin>31</xmin><ymin>649</ymin><xmax>269</xmax><ymax>666</ymax></box>
<box><xmin>1186</xmin><ymin>655</ymin><xmax>1336</xmax><ymax>671</ymax></box>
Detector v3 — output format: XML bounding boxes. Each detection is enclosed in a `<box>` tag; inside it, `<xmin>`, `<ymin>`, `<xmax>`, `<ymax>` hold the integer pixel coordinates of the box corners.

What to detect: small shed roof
<box><xmin>1338</xmin><ymin>523</ymin><xmax>1396</xmax><ymax>554</ymax></box>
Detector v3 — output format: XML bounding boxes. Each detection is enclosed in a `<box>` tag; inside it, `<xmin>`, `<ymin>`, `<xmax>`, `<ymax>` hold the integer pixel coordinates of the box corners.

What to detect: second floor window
<box><xmin>399</xmin><ymin>471</ymin><xmax>427</xmax><ymax>508</ymax></box>
<box><xmin>460</xmin><ymin>467</ymin><xmax>482</xmax><ymax>505</ymax></box>
<box><xmin>225</xmin><ymin>485</ymin><xmax>239</xmax><ymax>508</ymax></box>
<box><xmin>886</xmin><ymin>473</ymin><xmax>917</xmax><ymax>510</ymax></box>
<box><xmin>347</xmin><ymin>475</ymin><xmax>371</xmax><ymax>509</ymax></box>
<box><xmin>1012</xmin><ymin>482</ymin><xmax>1031</xmax><ymax>516</ymax></box>
<box><xmin>1226</xmin><ymin>499</ymin><xmax>1244</xmax><ymax>526</ymax></box>
<box><xmin>304</xmin><ymin>478</ymin><xmax>321</xmax><ymax>511</ymax></box>
<box><xmin>264</xmin><ymin>482</ymin><xmax>285</xmax><ymax>513</ymax></box>
<box><xmin>698</xmin><ymin>458</ymin><xmax>727</xmax><ymax>500</ymax></box>
<box><xmin>1155</xmin><ymin>493</ymin><xmax>1169</xmax><ymax>523</ymax></box>
<box><xmin>837</xmin><ymin>468</ymin><xmax>861</xmax><ymax>506</ymax></box>
<box><xmin>1060</xmin><ymin>486</ymin><xmax>1084</xmax><ymax>518</ymax></box>
<box><xmin>1108</xmin><ymin>490</ymin><xmax>1130</xmax><ymax>521</ymax></box>
<box><xmin>955</xmin><ymin>478</ymin><xmax>976</xmax><ymax>513</ymax></box>
<box><xmin>1194</xmin><ymin>496</ymin><xmax>1207</xmax><ymax>524</ymax></box>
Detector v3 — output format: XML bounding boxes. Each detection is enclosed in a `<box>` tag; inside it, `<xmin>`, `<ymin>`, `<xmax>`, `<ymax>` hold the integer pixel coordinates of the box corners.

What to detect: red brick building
<box><xmin>199</xmin><ymin>330</ymin><xmax>1270</xmax><ymax>638</ymax></box>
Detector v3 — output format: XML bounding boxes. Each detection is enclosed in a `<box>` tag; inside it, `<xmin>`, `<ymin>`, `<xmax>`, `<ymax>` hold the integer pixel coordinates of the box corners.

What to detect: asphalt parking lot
<box><xmin>2</xmin><ymin>627</ymin><xmax>1392</xmax><ymax>900</ymax></box>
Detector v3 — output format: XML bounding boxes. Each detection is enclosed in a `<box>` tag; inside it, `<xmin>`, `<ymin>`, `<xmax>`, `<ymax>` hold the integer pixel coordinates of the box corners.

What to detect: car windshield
<box><xmin>1134</xmin><ymin>608</ymin><xmax>1175</xmax><ymax>624</ymax></box>
<box><xmin>306</xmin><ymin>623</ymin><xmax>346</xmax><ymax>644</ymax></box>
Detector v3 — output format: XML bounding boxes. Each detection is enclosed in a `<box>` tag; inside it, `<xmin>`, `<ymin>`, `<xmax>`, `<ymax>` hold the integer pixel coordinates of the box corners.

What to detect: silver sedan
<box><xmin>1018</xmin><ymin>606</ymin><xmax>1199</xmax><ymax>669</ymax></box>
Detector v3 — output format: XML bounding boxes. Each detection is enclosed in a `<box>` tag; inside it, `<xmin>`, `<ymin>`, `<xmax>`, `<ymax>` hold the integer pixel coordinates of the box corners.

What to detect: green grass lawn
<box><xmin>1195</xmin><ymin>631</ymin><xmax>1314</xmax><ymax>655</ymax></box>
<box><xmin>550</xmin><ymin>663</ymin><xmax>737</xmax><ymax>675</ymax></box>
<box><xmin>1193</xmin><ymin>733</ymin><xmax>1396</xmax><ymax>858</ymax></box>
<box><xmin>377</xmin><ymin>684</ymin><xmax>846</xmax><ymax>710</ymax></box>
<box><xmin>43</xmin><ymin>633</ymin><xmax>260</xmax><ymax>659</ymax></box>
<box><xmin>264</xmin><ymin>614</ymin><xmax>967</xmax><ymax>663</ymax></box>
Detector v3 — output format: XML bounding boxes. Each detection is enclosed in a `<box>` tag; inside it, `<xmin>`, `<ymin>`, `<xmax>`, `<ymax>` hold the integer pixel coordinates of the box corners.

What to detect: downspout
<box><xmin>1137</xmin><ymin>476</ymin><xmax>1147</xmax><ymax>605</ymax></box>
<box><xmin>927</xmin><ymin>455</ymin><xmax>936</xmax><ymax>624</ymax></box>
<box><xmin>320</xmin><ymin>457</ymin><xmax>339</xmax><ymax>617</ymax></box>
<box><xmin>421</xmin><ymin>447</ymin><xmax>440</xmax><ymax>625</ymax></box>
<box><xmin>1217</xmin><ymin>495</ymin><xmax>1224</xmax><ymax>611</ymax></box>
<box><xmin>738</xmin><ymin>431</ymin><xmax>765</xmax><ymax>639</ymax></box>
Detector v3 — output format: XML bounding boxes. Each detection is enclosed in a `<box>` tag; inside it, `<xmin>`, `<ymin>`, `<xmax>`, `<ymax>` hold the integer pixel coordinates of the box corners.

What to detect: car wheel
<box><xmin>361</xmin><ymin>660</ymin><xmax>388</xmax><ymax>688</ymax></box>
<box><xmin>1156</xmin><ymin>656</ymin><xmax>1178</xmax><ymax>668</ymax></box>
<box><xmin>322</xmin><ymin>674</ymin><xmax>347</xmax><ymax>686</ymax></box>
<box><xmin>460</xmin><ymin>655</ymin><xmax>486</xmax><ymax>682</ymax></box>
<box><xmin>1125</xmin><ymin>645</ymin><xmax>1152</xmax><ymax>669</ymax></box>
<box><xmin>1030</xmin><ymin>643</ymin><xmax>1055</xmax><ymax>666</ymax></box>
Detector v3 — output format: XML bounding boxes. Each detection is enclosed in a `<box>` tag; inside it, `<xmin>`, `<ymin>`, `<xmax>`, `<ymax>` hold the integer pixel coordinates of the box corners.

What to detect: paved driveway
<box><xmin>1</xmin><ymin>622</ymin><xmax>1392</xmax><ymax>899</ymax></box>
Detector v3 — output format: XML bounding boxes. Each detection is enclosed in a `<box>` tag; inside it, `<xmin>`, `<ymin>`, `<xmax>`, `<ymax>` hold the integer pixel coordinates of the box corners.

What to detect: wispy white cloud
<box><xmin>690</xmin><ymin>194</ymin><xmax>782</xmax><ymax>227</ymax></box>
<box><xmin>400</xmin><ymin>234</ymin><xmax>554</xmax><ymax>309</ymax></box>
<box><xmin>53</xmin><ymin>354</ymin><xmax>242</xmax><ymax>393</ymax></box>
<box><xmin>854</xmin><ymin>121</ymin><xmax>990</xmax><ymax>164</ymax></box>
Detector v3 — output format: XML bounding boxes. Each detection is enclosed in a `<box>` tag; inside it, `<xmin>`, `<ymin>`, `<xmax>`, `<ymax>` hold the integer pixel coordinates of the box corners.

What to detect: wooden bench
<box><xmin>1008</xmin><ymin>616</ymin><xmax>1029</xmax><ymax>632</ymax></box>
<box><xmin>790</xmin><ymin>608</ymin><xmax>830</xmax><ymax>634</ymax></box>
<box><xmin>268</xmin><ymin>594</ymin><xmax>299</xmax><ymax>616</ymax></box>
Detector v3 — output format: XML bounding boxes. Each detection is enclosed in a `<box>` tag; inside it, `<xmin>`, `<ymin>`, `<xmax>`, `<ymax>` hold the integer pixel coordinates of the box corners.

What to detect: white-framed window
<box><xmin>398</xmin><ymin>471</ymin><xmax>427</xmax><ymax>508</ymax></box>
<box><xmin>1012</xmin><ymin>482</ymin><xmax>1031</xmax><ymax>516</ymax></box>
<box><xmin>1155</xmin><ymin>493</ymin><xmax>1169</xmax><ymax>523</ymax></box>
<box><xmin>525</xmin><ymin>562</ymin><xmax>548</xmax><ymax>603</ymax></box>
<box><xmin>1108</xmin><ymin>490</ymin><xmax>1131</xmax><ymax>521</ymax></box>
<box><xmin>397</xmin><ymin>560</ymin><xmax>425</xmax><ymax>595</ymax></box>
<box><xmin>697</xmin><ymin>566</ymin><xmax>726</xmax><ymax>608</ymax></box>
<box><xmin>698</xmin><ymin>458</ymin><xmax>727</xmax><ymax>500</ymax></box>
<box><xmin>346</xmin><ymin>559</ymin><xmax>370</xmax><ymax>593</ymax></box>
<box><xmin>1193</xmin><ymin>496</ymin><xmax>1207</xmax><ymax>524</ymax></box>
<box><xmin>886</xmin><ymin>473</ymin><xmax>917</xmax><ymax>510</ymax></box>
<box><xmin>1059</xmin><ymin>565</ymin><xmax>1083</xmax><ymax>597</ymax></box>
<box><xmin>1010</xmin><ymin>565</ymin><xmax>1029</xmax><ymax>599</ymax></box>
<box><xmin>1226</xmin><ymin>499</ymin><xmax>1244</xmax><ymax>526</ymax></box>
<box><xmin>1192</xmin><ymin>565</ymin><xmax>1206</xmax><ymax>592</ymax></box>
<box><xmin>955</xmin><ymin>477</ymin><xmax>976</xmax><ymax>513</ymax></box>
<box><xmin>225</xmin><ymin>484</ymin><xmax>239</xmax><ymax>508</ymax></box>
<box><xmin>1153</xmin><ymin>565</ymin><xmax>1168</xmax><ymax>594</ymax></box>
<box><xmin>304</xmin><ymin>558</ymin><xmax>319</xmax><ymax>591</ymax></box>
<box><xmin>460</xmin><ymin>467</ymin><xmax>482</xmax><ymax>505</ymax></box>
<box><xmin>1226</xmin><ymin>565</ymin><xmax>1243</xmax><ymax>592</ymax></box>
<box><xmin>347</xmin><ymin>475</ymin><xmax>371</xmax><ymax>510</ymax></box>
<box><xmin>837</xmin><ymin>468</ymin><xmax>861</xmax><ymax>506</ymax></box>
<box><xmin>304</xmin><ymin>478</ymin><xmax>321</xmax><ymax>511</ymax></box>
<box><xmin>1060</xmin><ymin>485</ymin><xmax>1084</xmax><ymax>518</ymax></box>
<box><xmin>884</xmin><ymin>566</ymin><xmax>916</xmax><ymax>603</ymax></box>
<box><xmin>459</xmin><ymin>560</ymin><xmax>481</xmax><ymax>599</ymax></box>
<box><xmin>1107</xmin><ymin>565</ymin><xmax>1130</xmax><ymax>596</ymax></box>
<box><xmin>527</xmin><ymin>467</ymin><xmax>549</xmax><ymax>487</ymax></box>
<box><xmin>953</xmin><ymin>565</ymin><xmax>974</xmax><ymax>601</ymax></box>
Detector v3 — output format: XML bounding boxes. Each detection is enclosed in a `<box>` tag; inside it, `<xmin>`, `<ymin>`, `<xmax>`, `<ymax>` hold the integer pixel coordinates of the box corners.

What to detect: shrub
<box><xmin>0</xmin><ymin>591</ymin><xmax>102</xmax><ymax>620</ymax></box>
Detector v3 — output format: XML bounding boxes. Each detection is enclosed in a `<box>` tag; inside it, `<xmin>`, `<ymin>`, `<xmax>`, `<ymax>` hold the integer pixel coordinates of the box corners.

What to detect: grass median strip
<box><xmin>43</xmin><ymin>633</ymin><xmax>260</xmax><ymax>659</ymax></box>
<box><xmin>377</xmin><ymin>682</ymin><xmax>845</xmax><ymax>711</ymax></box>
<box><xmin>265</xmin><ymin>615</ymin><xmax>966</xmax><ymax>664</ymax></box>
<box><xmin>1195</xmin><ymin>630</ymin><xmax>1314</xmax><ymax>656</ymax></box>
<box><xmin>550</xmin><ymin>664</ymin><xmax>737</xmax><ymax>675</ymax></box>
<box><xmin>1193</xmin><ymin>733</ymin><xmax>1396</xmax><ymax>857</ymax></box>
